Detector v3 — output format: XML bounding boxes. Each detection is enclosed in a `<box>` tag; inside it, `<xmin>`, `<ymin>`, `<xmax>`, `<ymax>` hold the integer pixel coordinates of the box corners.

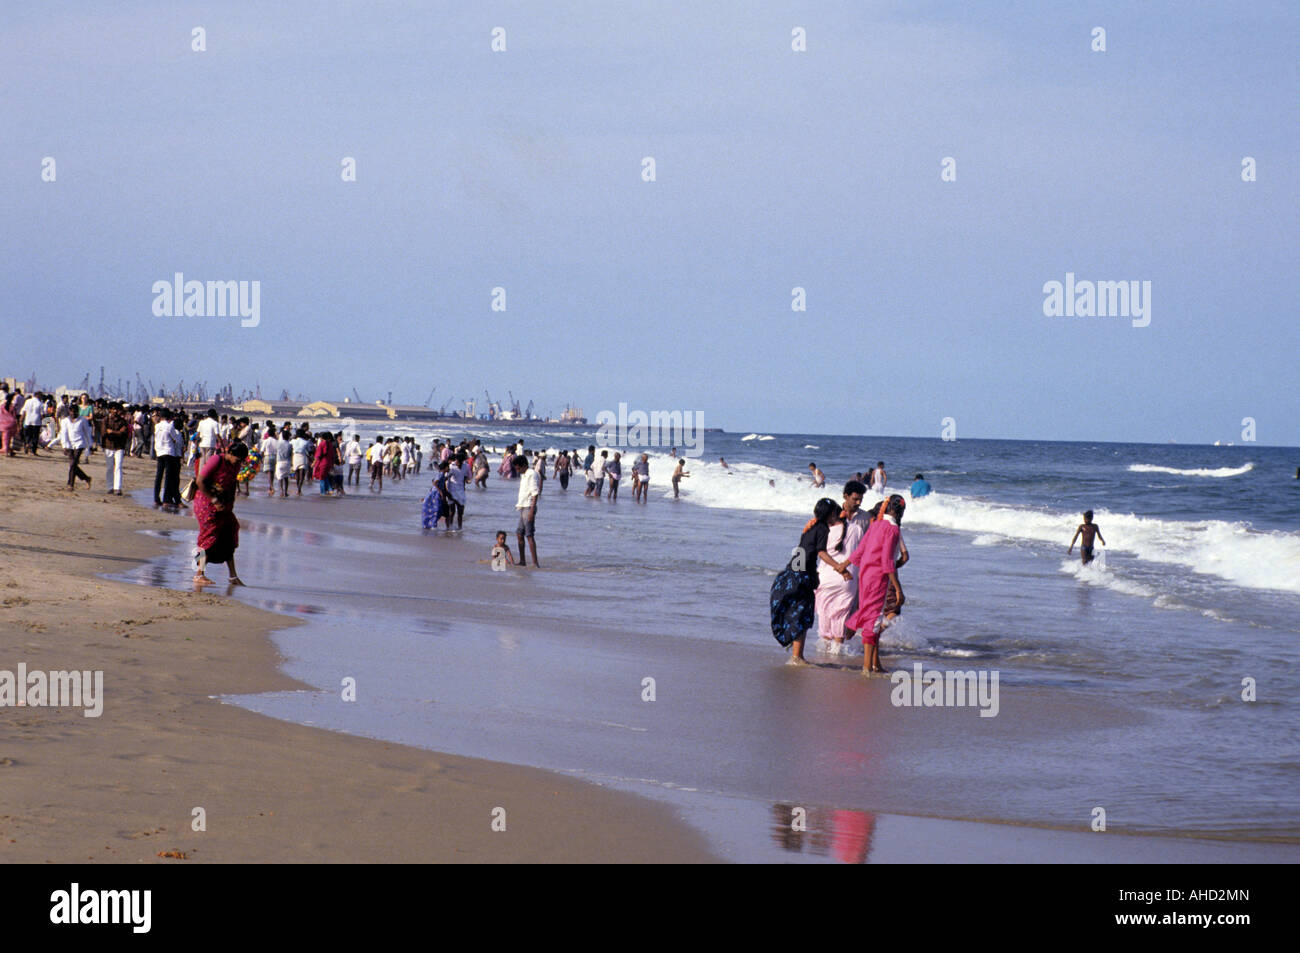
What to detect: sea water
<box><xmin>121</xmin><ymin>430</ymin><xmax>1300</xmax><ymax>853</ymax></box>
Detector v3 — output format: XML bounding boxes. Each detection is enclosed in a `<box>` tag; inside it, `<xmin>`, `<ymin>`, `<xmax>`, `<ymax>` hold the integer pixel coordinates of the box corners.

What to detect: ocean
<box><xmin>119</xmin><ymin>428</ymin><xmax>1300</xmax><ymax>860</ymax></box>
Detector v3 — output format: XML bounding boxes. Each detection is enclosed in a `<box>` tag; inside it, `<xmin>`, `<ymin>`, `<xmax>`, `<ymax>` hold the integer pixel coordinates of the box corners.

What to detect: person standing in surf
<box><xmin>671</xmin><ymin>458</ymin><xmax>689</xmax><ymax>498</ymax></box>
<box><xmin>514</xmin><ymin>454</ymin><xmax>541</xmax><ymax>567</ymax></box>
<box><xmin>445</xmin><ymin>450</ymin><xmax>468</xmax><ymax>528</ymax></box>
<box><xmin>873</xmin><ymin>496</ymin><xmax>909</xmax><ymax>634</ymax></box>
<box><xmin>422</xmin><ymin>463</ymin><xmax>448</xmax><ymax>529</ymax></box>
<box><xmin>815</xmin><ymin>480</ymin><xmax>870</xmax><ymax>653</ymax></box>
<box><xmin>606</xmin><ymin>451</ymin><xmax>622</xmax><ymax>500</ymax></box>
<box><xmin>1068</xmin><ymin>510</ymin><xmax>1106</xmax><ymax>565</ymax></box>
<box><xmin>632</xmin><ymin>453</ymin><xmax>649</xmax><ymax>502</ymax></box>
<box><xmin>847</xmin><ymin>494</ymin><xmax>905</xmax><ymax>675</ymax></box>
<box><xmin>771</xmin><ymin>498</ymin><xmax>851</xmax><ymax>665</ymax></box>
<box><xmin>870</xmin><ymin>461</ymin><xmax>887</xmax><ymax>495</ymax></box>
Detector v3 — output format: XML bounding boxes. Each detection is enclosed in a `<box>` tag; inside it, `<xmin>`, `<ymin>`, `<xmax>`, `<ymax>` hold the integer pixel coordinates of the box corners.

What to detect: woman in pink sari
<box><xmin>0</xmin><ymin>394</ymin><xmax>18</xmax><ymax>456</ymax></box>
<box><xmin>846</xmin><ymin>495</ymin><xmax>906</xmax><ymax>675</ymax></box>
<box><xmin>193</xmin><ymin>443</ymin><xmax>247</xmax><ymax>587</ymax></box>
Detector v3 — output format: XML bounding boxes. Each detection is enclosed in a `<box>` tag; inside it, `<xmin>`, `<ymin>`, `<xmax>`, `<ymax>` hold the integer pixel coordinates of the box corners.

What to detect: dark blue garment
<box><xmin>770</xmin><ymin>565</ymin><xmax>817</xmax><ymax>647</ymax></box>
<box><xmin>421</xmin><ymin>482</ymin><xmax>445</xmax><ymax>528</ymax></box>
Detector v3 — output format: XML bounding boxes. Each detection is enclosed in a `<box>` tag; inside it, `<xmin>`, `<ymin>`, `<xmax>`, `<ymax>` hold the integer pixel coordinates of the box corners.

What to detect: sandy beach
<box><xmin>0</xmin><ymin>452</ymin><xmax>716</xmax><ymax>863</ymax></box>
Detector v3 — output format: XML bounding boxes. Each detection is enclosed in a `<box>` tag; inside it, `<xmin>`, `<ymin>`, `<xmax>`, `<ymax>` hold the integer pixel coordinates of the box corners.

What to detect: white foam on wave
<box><xmin>741</xmin><ymin>433</ymin><xmax>775</xmax><ymax>441</ymax></box>
<box><xmin>1128</xmin><ymin>462</ymin><xmax>1254</xmax><ymax>478</ymax></box>
<box><xmin>669</xmin><ymin>455</ymin><xmax>1300</xmax><ymax>596</ymax></box>
<box><xmin>1059</xmin><ymin>558</ymin><xmax>1158</xmax><ymax>599</ymax></box>
<box><xmin>804</xmin><ymin>444</ymin><xmax>820</xmax><ymax>450</ymax></box>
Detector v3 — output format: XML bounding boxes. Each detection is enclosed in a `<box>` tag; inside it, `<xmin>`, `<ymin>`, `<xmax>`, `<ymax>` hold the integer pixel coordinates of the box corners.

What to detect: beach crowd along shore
<box><xmin>0</xmin><ymin>384</ymin><xmax>717</xmax><ymax>863</ymax></box>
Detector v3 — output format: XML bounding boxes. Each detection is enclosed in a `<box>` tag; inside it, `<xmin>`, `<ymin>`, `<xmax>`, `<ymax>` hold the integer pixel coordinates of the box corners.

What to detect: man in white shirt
<box><xmin>870</xmin><ymin>461</ymin><xmax>887</xmax><ymax>495</ymax></box>
<box><xmin>195</xmin><ymin>409</ymin><xmax>221</xmax><ymax>465</ymax></box>
<box><xmin>513</xmin><ymin>453</ymin><xmax>541</xmax><ymax>567</ymax></box>
<box><xmin>58</xmin><ymin>411</ymin><xmax>94</xmax><ymax>490</ymax></box>
<box><xmin>274</xmin><ymin>426</ymin><xmax>294</xmax><ymax>497</ymax></box>
<box><xmin>345</xmin><ymin>435</ymin><xmax>363</xmax><ymax>486</ymax></box>
<box><xmin>21</xmin><ymin>392</ymin><xmax>45</xmax><ymax>455</ymax></box>
<box><xmin>130</xmin><ymin>408</ymin><xmax>147</xmax><ymax>457</ymax></box>
<box><xmin>258</xmin><ymin>426</ymin><xmax>280</xmax><ymax>496</ymax></box>
<box><xmin>151</xmin><ymin>410</ymin><xmax>182</xmax><ymax>506</ymax></box>
<box><xmin>290</xmin><ymin>430</ymin><xmax>311</xmax><ymax>494</ymax></box>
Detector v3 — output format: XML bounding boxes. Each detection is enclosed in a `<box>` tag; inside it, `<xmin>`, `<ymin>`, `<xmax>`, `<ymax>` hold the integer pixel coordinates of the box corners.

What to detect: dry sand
<box><xmin>0</xmin><ymin>452</ymin><xmax>716</xmax><ymax>862</ymax></box>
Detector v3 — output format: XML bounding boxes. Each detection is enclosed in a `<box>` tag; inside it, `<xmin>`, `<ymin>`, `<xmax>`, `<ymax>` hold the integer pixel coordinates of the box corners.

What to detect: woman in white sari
<box><xmin>815</xmin><ymin>480</ymin><xmax>870</xmax><ymax>653</ymax></box>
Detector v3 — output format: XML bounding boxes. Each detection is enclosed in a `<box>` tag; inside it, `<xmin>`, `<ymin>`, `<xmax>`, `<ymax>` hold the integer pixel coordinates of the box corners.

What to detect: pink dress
<box><xmin>845</xmin><ymin>518</ymin><xmax>900</xmax><ymax>644</ymax></box>
<box><xmin>815</xmin><ymin>513</ymin><xmax>869</xmax><ymax>640</ymax></box>
<box><xmin>0</xmin><ymin>405</ymin><xmax>17</xmax><ymax>453</ymax></box>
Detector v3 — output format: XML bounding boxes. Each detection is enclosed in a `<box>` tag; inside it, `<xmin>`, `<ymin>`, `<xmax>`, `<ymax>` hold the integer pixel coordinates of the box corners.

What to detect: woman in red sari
<box><xmin>193</xmin><ymin>443</ymin><xmax>248</xmax><ymax>587</ymax></box>
<box><xmin>312</xmin><ymin>432</ymin><xmax>336</xmax><ymax>495</ymax></box>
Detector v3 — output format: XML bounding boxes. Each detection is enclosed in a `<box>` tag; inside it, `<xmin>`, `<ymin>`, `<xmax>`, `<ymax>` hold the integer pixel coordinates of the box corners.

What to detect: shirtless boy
<box><xmin>1068</xmin><ymin>510</ymin><xmax>1106</xmax><ymax>565</ymax></box>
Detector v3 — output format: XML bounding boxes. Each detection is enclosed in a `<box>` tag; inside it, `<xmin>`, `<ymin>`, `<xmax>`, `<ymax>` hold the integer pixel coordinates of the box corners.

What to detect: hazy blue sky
<box><xmin>4</xmin><ymin>1</ymin><xmax>1296</xmax><ymax>444</ymax></box>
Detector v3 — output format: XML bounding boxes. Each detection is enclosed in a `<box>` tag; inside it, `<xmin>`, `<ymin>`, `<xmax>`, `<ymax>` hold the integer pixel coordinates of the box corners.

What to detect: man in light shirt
<box><xmin>275</xmin><ymin>425</ymin><xmax>294</xmax><ymax>497</ymax></box>
<box><xmin>367</xmin><ymin>439</ymin><xmax>384</xmax><ymax>490</ymax></box>
<box><xmin>152</xmin><ymin>409</ymin><xmax>182</xmax><ymax>506</ymax></box>
<box><xmin>290</xmin><ymin>428</ymin><xmax>311</xmax><ymax>495</ymax></box>
<box><xmin>513</xmin><ymin>454</ymin><xmax>541</xmax><ymax>567</ymax></box>
<box><xmin>196</xmin><ymin>409</ymin><xmax>221</xmax><ymax>464</ymax></box>
<box><xmin>58</xmin><ymin>410</ymin><xmax>94</xmax><ymax>490</ymax></box>
<box><xmin>259</xmin><ymin>424</ymin><xmax>280</xmax><ymax>497</ymax></box>
<box><xmin>21</xmin><ymin>391</ymin><xmax>45</xmax><ymax>455</ymax></box>
<box><xmin>345</xmin><ymin>435</ymin><xmax>363</xmax><ymax>486</ymax></box>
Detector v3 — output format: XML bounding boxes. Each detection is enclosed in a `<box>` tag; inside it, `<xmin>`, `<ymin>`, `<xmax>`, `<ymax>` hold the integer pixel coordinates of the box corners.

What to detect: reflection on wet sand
<box><xmin>771</xmin><ymin>802</ymin><xmax>876</xmax><ymax>863</ymax></box>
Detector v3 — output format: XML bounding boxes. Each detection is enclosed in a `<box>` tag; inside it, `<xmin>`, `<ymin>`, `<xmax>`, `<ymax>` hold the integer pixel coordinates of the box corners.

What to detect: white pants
<box><xmin>104</xmin><ymin>448</ymin><xmax>124</xmax><ymax>491</ymax></box>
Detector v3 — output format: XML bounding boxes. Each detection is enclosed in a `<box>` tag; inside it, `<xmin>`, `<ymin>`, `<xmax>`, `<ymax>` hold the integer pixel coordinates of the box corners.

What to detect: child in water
<box><xmin>491</xmin><ymin>530</ymin><xmax>516</xmax><ymax>571</ymax></box>
<box><xmin>1068</xmin><ymin>510</ymin><xmax>1106</xmax><ymax>565</ymax></box>
<box><xmin>672</xmin><ymin>459</ymin><xmax>690</xmax><ymax>498</ymax></box>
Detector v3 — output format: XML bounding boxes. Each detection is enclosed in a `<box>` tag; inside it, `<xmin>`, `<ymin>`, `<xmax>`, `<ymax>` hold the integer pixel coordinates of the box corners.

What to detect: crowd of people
<box><xmin>1</xmin><ymin>383</ymin><xmax>685</xmax><ymax>587</ymax></box>
<box><xmin>6</xmin><ymin>384</ymin><xmax>946</xmax><ymax>676</ymax></box>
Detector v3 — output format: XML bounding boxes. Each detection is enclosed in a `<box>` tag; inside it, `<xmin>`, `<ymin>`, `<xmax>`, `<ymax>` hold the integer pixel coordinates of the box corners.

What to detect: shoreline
<box><xmin>0</xmin><ymin>453</ymin><xmax>717</xmax><ymax>863</ymax></box>
<box><xmin>125</xmin><ymin>478</ymin><xmax>1297</xmax><ymax>860</ymax></box>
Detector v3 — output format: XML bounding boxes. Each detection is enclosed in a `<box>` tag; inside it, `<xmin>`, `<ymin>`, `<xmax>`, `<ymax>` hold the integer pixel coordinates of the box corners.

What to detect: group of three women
<box><xmin>770</xmin><ymin>479</ymin><xmax>908</xmax><ymax>675</ymax></box>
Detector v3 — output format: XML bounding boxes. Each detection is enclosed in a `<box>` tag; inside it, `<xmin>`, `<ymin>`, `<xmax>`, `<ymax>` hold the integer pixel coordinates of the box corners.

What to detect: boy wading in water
<box><xmin>1068</xmin><ymin>509</ymin><xmax>1106</xmax><ymax>565</ymax></box>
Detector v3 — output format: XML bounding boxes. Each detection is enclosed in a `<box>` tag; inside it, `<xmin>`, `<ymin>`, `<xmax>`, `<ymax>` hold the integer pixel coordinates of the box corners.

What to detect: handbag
<box><xmin>181</xmin><ymin>478</ymin><xmax>197</xmax><ymax>503</ymax></box>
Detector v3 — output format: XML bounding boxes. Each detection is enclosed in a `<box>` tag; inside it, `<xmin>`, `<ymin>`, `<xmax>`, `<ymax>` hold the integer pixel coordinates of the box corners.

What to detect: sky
<box><xmin>3</xmin><ymin>1</ymin><xmax>1297</xmax><ymax>445</ymax></box>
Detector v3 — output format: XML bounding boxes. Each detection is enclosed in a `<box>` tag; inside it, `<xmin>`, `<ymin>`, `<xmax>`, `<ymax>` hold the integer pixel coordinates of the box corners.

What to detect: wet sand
<box><xmin>0</xmin><ymin>452</ymin><xmax>716</xmax><ymax>862</ymax></box>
